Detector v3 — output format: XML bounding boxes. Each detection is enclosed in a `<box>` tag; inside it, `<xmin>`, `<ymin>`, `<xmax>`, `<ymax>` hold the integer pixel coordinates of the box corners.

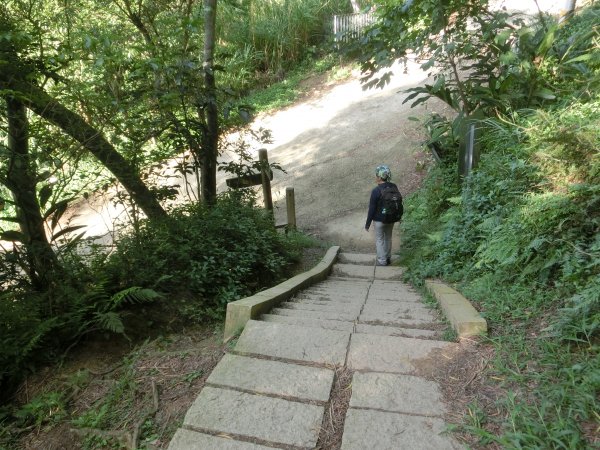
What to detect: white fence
<box><xmin>332</xmin><ymin>12</ymin><xmax>375</xmax><ymax>43</ymax></box>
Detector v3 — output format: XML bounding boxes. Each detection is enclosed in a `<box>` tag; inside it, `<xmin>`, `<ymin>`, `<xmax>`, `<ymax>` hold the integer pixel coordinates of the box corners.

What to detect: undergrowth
<box><xmin>0</xmin><ymin>194</ymin><xmax>314</xmax><ymax>441</ymax></box>
<box><xmin>400</xmin><ymin>94</ymin><xmax>599</xmax><ymax>448</ymax></box>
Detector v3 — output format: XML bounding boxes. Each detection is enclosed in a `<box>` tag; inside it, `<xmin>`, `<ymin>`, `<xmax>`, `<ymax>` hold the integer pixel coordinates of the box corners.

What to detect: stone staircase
<box><xmin>168</xmin><ymin>253</ymin><xmax>463</xmax><ymax>449</ymax></box>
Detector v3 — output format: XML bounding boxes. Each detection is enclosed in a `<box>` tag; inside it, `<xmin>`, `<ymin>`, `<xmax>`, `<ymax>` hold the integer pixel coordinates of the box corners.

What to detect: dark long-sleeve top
<box><xmin>365</xmin><ymin>181</ymin><xmax>398</xmax><ymax>229</ymax></box>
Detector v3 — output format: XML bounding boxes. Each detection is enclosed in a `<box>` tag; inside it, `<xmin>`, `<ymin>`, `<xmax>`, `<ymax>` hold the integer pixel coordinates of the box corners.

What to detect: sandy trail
<box><xmin>63</xmin><ymin>58</ymin><xmax>447</xmax><ymax>253</ymax></box>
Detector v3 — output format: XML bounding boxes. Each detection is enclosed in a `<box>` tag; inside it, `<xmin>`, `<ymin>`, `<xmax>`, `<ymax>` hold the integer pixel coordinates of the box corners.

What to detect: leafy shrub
<box><xmin>400</xmin><ymin>94</ymin><xmax>599</xmax><ymax>447</ymax></box>
<box><xmin>105</xmin><ymin>197</ymin><xmax>301</xmax><ymax>314</ymax></box>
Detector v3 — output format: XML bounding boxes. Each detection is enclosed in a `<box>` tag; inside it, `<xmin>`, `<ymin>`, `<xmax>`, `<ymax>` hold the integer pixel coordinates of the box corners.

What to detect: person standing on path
<box><xmin>364</xmin><ymin>165</ymin><xmax>403</xmax><ymax>266</ymax></box>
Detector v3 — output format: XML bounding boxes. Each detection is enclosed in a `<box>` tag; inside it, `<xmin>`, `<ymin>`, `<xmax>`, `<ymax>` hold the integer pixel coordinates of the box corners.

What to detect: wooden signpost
<box><xmin>225</xmin><ymin>149</ymin><xmax>296</xmax><ymax>231</ymax></box>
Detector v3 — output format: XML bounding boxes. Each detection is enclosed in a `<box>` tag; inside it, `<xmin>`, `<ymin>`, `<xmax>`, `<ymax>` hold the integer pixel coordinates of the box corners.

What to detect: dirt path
<box><xmin>65</xmin><ymin>58</ymin><xmax>448</xmax><ymax>252</ymax></box>
<box><xmin>62</xmin><ymin>0</ymin><xmax>561</xmax><ymax>252</ymax></box>
<box><xmin>252</xmin><ymin>58</ymin><xmax>446</xmax><ymax>251</ymax></box>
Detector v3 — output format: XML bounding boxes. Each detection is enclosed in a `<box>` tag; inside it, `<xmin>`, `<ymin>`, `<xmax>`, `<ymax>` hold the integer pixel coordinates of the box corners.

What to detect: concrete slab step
<box><xmin>207</xmin><ymin>354</ymin><xmax>335</xmax><ymax>402</ymax></box>
<box><xmin>361</xmin><ymin>301</ymin><xmax>435</xmax><ymax>317</ymax></box>
<box><xmin>358</xmin><ymin>315</ymin><xmax>437</xmax><ymax>328</ymax></box>
<box><xmin>313</xmin><ymin>276</ymin><xmax>371</xmax><ymax>287</ymax></box>
<box><xmin>304</xmin><ymin>285</ymin><xmax>371</xmax><ymax>293</ymax></box>
<box><xmin>291</xmin><ymin>296</ymin><xmax>365</xmax><ymax>306</ymax></box>
<box><xmin>332</xmin><ymin>264</ymin><xmax>375</xmax><ymax>279</ymax></box>
<box><xmin>350</xmin><ymin>372</ymin><xmax>446</xmax><ymax>416</ymax></box>
<box><xmin>374</xmin><ymin>266</ymin><xmax>405</xmax><ymax>280</ymax></box>
<box><xmin>235</xmin><ymin>320</ymin><xmax>351</xmax><ymax>365</ymax></box>
<box><xmin>338</xmin><ymin>253</ymin><xmax>375</xmax><ymax>265</ymax></box>
<box><xmin>347</xmin><ymin>333</ymin><xmax>456</xmax><ymax>373</ymax></box>
<box><xmin>366</xmin><ymin>292</ymin><xmax>424</xmax><ymax>303</ymax></box>
<box><xmin>280</xmin><ymin>301</ymin><xmax>363</xmax><ymax>315</ymax></box>
<box><xmin>341</xmin><ymin>409</ymin><xmax>462</xmax><ymax>450</ymax></box>
<box><xmin>326</xmin><ymin>276</ymin><xmax>375</xmax><ymax>283</ymax></box>
<box><xmin>360</xmin><ymin>309</ymin><xmax>436</xmax><ymax>323</ymax></box>
<box><xmin>293</xmin><ymin>292</ymin><xmax>366</xmax><ymax>303</ymax></box>
<box><xmin>169</xmin><ymin>429</ymin><xmax>273</xmax><ymax>450</ymax></box>
<box><xmin>271</xmin><ymin>307</ymin><xmax>357</xmax><ymax>322</ymax></box>
<box><xmin>261</xmin><ymin>314</ymin><xmax>355</xmax><ymax>331</ymax></box>
<box><xmin>355</xmin><ymin>323</ymin><xmax>439</xmax><ymax>339</ymax></box>
<box><xmin>183</xmin><ymin>386</ymin><xmax>324</xmax><ymax>448</ymax></box>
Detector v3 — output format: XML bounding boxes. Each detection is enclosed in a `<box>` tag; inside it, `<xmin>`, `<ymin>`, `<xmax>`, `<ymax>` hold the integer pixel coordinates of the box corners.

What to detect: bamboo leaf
<box><xmin>51</xmin><ymin>225</ymin><xmax>87</xmax><ymax>241</ymax></box>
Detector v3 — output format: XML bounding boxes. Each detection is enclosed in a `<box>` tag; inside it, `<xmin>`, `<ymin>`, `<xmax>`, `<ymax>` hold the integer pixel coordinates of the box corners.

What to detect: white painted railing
<box><xmin>332</xmin><ymin>12</ymin><xmax>375</xmax><ymax>43</ymax></box>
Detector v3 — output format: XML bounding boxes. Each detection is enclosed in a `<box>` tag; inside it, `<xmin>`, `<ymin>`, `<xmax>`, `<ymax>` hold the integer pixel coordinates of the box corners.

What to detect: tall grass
<box><xmin>219</xmin><ymin>0</ymin><xmax>350</xmax><ymax>76</ymax></box>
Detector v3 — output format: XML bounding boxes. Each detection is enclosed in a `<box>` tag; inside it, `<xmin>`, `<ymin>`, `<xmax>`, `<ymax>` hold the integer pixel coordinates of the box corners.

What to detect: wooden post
<box><xmin>259</xmin><ymin>149</ymin><xmax>273</xmax><ymax>211</ymax></box>
<box><xmin>286</xmin><ymin>187</ymin><xmax>296</xmax><ymax>231</ymax></box>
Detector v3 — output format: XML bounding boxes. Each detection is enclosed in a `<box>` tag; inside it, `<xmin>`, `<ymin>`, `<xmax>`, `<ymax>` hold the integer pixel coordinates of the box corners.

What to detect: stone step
<box><xmin>373</xmin><ymin>266</ymin><xmax>405</xmax><ymax>280</ymax></box>
<box><xmin>347</xmin><ymin>333</ymin><xmax>456</xmax><ymax>373</ymax></box>
<box><xmin>366</xmin><ymin>292</ymin><xmax>423</xmax><ymax>303</ymax></box>
<box><xmin>261</xmin><ymin>314</ymin><xmax>355</xmax><ymax>331</ymax></box>
<box><xmin>235</xmin><ymin>320</ymin><xmax>351</xmax><ymax>365</ymax></box>
<box><xmin>319</xmin><ymin>278</ymin><xmax>372</xmax><ymax>284</ymax></box>
<box><xmin>341</xmin><ymin>409</ymin><xmax>462</xmax><ymax>450</ymax></box>
<box><xmin>206</xmin><ymin>354</ymin><xmax>335</xmax><ymax>402</ymax></box>
<box><xmin>338</xmin><ymin>253</ymin><xmax>375</xmax><ymax>265</ymax></box>
<box><xmin>332</xmin><ymin>263</ymin><xmax>375</xmax><ymax>279</ymax></box>
<box><xmin>326</xmin><ymin>276</ymin><xmax>375</xmax><ymax>283</ymax></box>
<box><xmin>304</xmin><ymin>285</ymin><xmax>371</xmax><ymax>293</ymax></box>
<box><xmin>358</xmin><ymin>315</ymin><xmax>437</xmax><ymax>328</ymax></box>
<box><xmin>295</xmin><ymin>292</ymin><xmax>367</xmax><ymax>302</ymax></box>
<box><xmin>280</xmin><ymin>301</ymin><xmax>363</xmax><ymax>315</ymax></box>
<box><xmin>183</xmin><ymin>386</ymin><xmax>324</xmax><ymax>448</ymax></box>
<box><xmin>291</xmin><ymin>296</ymin><xmax>365</xmax><ymax>305</ymax></box>
<box><xmin>355</xmin><ymin>323</ymin><xmax>439</xmax><ymax>339</ymax></box>
<box><xmin>337</xmin><ymin>253</ymin><xmax>401</xmax><ymax>266</ymax></box>
<box><xmin>361</xmin><ymin>300</ymin><xmax>435</xmax><ymax>318</ymax></box>
<box><xmin>271</xmin><ymin>307</ymin><xmax>357</xmax><ymax>322</ymax></box>
<box><xmin>360</xmin><ymin>308</ymin><xmax>436</xmax><ymax>323</ymax></box>
<box><xmin>350</xmin><ymin>372</ymin><xmax>446</xmax><ymax>416</ymax></box>
<box><xmin>169</xmin><ymin>429</ymin><xmax>273</xmax><ymax>450</ymax></box>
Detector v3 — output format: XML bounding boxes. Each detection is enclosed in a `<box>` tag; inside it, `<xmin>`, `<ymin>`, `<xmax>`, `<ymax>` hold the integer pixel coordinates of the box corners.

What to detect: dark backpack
<box><xmin>379</xmin><ymin>185</ymin><xmax>403</xmax><ymax>223</ymax></box>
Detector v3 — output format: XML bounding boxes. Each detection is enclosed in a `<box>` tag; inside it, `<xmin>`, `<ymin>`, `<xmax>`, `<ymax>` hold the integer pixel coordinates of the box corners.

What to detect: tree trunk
<box><xmin>4</xmin><ymin>98</ymin><xmax>60</xmax><ymax>290</ymax></box>
<box><xmin>0</xmin><ymin>77</ymin><xmax>167</xmax><ymax>220</ymax></box>
<box><xmin>201</xmin><ymin>0</ymin><xmax>219</xmax><ymax>206</ymax></box>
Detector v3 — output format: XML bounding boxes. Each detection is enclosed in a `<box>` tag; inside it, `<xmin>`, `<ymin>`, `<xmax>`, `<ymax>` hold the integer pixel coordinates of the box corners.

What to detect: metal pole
<box><xmin>286</xmin><ymin>187</ymin><xmax>296</xmax><ymax>231</ymax></box>
<box><xmin>259</xmin><ymin>149</ymin><xmax>273</xmax><ymax>212</ymax></box>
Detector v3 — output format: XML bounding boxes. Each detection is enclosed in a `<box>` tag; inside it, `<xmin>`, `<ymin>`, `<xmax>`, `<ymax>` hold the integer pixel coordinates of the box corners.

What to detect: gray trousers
<box><xmin>374</xmin><ymin>221</ymin><xmax>394</xmax><ymax>265</ymax></box>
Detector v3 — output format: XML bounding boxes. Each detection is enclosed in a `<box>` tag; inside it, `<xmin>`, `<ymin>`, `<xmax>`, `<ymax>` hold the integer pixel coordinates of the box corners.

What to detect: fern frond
<box><xmin>93</xmin><ymin>311</ymin><xmax>125</xmax><ymax>334</ymax></box>
<box><xmin>110</xmin><ymin>287</ymin><xmax>162</xmax><ymax>309</ymax></box>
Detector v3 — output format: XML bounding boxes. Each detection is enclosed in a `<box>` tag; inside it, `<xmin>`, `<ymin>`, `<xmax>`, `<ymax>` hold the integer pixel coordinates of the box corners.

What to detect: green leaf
<box><xmin>564</xmin><ymin>54</ymin><xmax>591</xmax><ymax>64</ymax></box>
<box><xmin>432</xmin><ymin>75</ymin><xmax>445</xmax><ymax>93</ymax></box>
<box><xmin>536</xmin><ymin>25</ymin><xmax>557</xmax><ymax>57</ymax></box>
<box><xmin>533</xmin><ymin>88</ymin><xmax>556</xmax><ymax>100</ymax></box>
<box><xmin>51</xmin><ymin>225</ymin><xmax>87</xmax><ymax>242</ymax></box>
<box><xmin>94</xmin><ymin>311</ymin><xmax>125</xmax><ymax>334</ymax></box>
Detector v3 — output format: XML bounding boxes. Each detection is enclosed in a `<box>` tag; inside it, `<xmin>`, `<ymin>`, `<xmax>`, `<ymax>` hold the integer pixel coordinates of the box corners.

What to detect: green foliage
<box><xmin>219</xmin><ymin>0</ymin><xmax>350</xmax><ymax>75</ymax></box>
<box><xmin>105</xmin><ymin>197</ymin><xmax>302</xmax><ymax>316</ymax></box>
<box><xmin>13</xmin><ymin>391</ymin><xmax>67</xmax><ymax>427</ymax></box>
<box><xmin>401</xmin><ymin>93</ymin><xmax>600</xmax><ymax>446</ymax></box>
<box><xmin>397</xmin><ymin>6</ymin><xmax>600</xmax><ymax>440</ymax></box>
<box><xmin>241</xmin><ymin>54</ymin><xmax>350</xmax><ymax>114</ymax></box>
<box><xmin>352</xmin><ymin>1</ymin><xmax>600</xmax><ymax>157</ymax></box>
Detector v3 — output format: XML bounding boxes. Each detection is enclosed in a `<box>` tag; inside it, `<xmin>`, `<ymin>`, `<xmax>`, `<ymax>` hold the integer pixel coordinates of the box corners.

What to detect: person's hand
<box><xmin>365</xmin><ymin>226</ymin><xmax>370</xmax><ymax>232</ymax></box>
